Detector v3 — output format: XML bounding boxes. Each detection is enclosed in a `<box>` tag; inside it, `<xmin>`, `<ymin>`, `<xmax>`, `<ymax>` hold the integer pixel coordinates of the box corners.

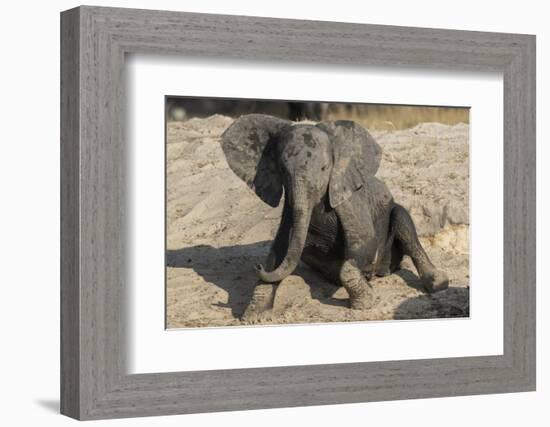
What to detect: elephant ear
<box><xmin>221</xmin><ymin>114</ymin><xmax>292</xmax><ymax>207</ymax></box>
<box><xmin>317</xmin><ymin>120</ymin><xmax>382</xmax><ymax>208</ymax></box>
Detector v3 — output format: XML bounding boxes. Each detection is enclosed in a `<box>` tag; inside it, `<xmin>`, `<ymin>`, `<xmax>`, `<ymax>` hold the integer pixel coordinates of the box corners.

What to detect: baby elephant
<box><xmin>221</xmin><ymin>114</ymin><xmax>449</xmax><ymax>319</ymax></box>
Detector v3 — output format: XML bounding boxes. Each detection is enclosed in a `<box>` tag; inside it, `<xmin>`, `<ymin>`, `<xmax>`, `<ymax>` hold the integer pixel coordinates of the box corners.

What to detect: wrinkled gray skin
<box><xmin>221</xmin><ymin>114</ymin><xmax>449</xmax><ymax>319</ymax></box>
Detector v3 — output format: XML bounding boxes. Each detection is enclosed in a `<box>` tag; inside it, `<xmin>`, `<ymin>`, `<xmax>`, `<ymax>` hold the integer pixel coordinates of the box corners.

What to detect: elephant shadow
<box><xmin>166</xmin><ymin>242</ymin><xmax>442</xmax><ymax>319</ymax></box>
<box><xmin>166</xmin><ymin>241</ymin><xmax>269</xmax><ymax>319</ymax></box>
<box><xmin>393</xmin><ymin>285</ymin><xmax>470</xmax><ymax>320</ymax></box>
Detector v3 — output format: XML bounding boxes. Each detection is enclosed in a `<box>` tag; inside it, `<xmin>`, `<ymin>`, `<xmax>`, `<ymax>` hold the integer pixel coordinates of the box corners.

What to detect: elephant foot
<box><xmin>340</xmin><ymin>259</ymin><xmax>376</xmax><ymax>310</ymax></box>
<box><xmin>348</xmin><ymin>285</ymin><xmax>375</xmax><ymax>310</ymax></box>
<box><xmin>241</xmin><ymin>309</ymin><xmax>273</xmax><ymax>324</ymax></box>
<box><xmin>423</xmin><ymin>270</ymin><xmax>449</xmax><ymax>293</ymax></box>
<box><xmin>241</xmin><ymin>284</ymin><xmax>276</xmax><ymax>322</ymax></box>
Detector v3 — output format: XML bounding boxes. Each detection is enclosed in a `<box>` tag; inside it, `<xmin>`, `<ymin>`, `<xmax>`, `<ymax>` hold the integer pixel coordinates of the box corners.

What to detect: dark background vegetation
<box><xmin>166</xmin><ymin>97</ymin><xmax>469</xmax><ymax>130</ymax></box>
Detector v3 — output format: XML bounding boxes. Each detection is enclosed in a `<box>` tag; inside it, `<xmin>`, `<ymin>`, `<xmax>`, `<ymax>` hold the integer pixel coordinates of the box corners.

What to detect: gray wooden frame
<box><xmin>60</xmin><ymin>5</ymin><xmax>536</xmax><ymax>420</ymax></box>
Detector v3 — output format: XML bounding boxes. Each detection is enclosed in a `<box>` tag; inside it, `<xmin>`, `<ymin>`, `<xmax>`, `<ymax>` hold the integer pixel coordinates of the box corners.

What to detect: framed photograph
<box><xmin>60</xmin><ymin>6</ymin><xmax>536</xmax><ymax>420</ymax></box>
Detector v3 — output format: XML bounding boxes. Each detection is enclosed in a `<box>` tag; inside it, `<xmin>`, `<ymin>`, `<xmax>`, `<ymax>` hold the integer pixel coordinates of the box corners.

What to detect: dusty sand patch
<box><xmin>166</xmin><ymin>116</ymin><xmax>469</xmax><ymax>328</ymax></box>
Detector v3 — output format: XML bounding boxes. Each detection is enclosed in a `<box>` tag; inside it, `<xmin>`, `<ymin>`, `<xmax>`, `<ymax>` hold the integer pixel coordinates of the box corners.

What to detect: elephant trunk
<box><xmin>257</xmin><ymin>186</ymin><xmax>311</xmax><ymax>283</ymax></box>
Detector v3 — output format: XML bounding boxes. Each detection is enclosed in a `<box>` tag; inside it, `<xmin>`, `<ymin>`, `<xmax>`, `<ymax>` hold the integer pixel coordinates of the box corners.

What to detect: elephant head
<box><xmin>221</xmin><ymin>113</ymin><xmax>382</xmax><ymax>282</ymax></box>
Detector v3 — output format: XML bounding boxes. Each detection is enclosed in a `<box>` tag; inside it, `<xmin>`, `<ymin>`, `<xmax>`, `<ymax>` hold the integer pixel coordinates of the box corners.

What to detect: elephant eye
<box><xmin>321</xmin><ymin>165</ymin><xmax>327</xmax><ymax>171</ymax></box>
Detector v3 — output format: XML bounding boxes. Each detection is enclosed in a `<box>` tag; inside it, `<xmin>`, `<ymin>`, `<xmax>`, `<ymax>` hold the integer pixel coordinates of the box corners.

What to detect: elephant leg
<box><xmin>340</xmin><ymin>258</ymin><xmax>375</xmax><ymax>309</ymax></box>
<box><xmin>374</xmin><ymin>237</ymin><xmax>398</xmax><ymax>277</ymax></box>
<box><xmin>241</xmin><ymin>201</ymin><xmax>291</xmax><ymax>321</ymax></box>
<box><xmin>241</xmin><ymin>283</ymin><xmax>277</xmax><ymax>321</ymax></box>
<box><xmin>241</xmin><ymin>251</ymin><xmax>280</xmax><ymax>322</ymax></box>
<box><xmin>375</xmin><ymin>221</ymin><xmax>406</xmax><ymax>276</ymax></box>
<box><xmin>335</xmin><ymin>199</ymin><xmax>377</xmax><ymax>310</ymax></box>
<box><xmin>391</xmin><ymin>204</ymin><xmax>449</xmax><ymax>293</ymax></box>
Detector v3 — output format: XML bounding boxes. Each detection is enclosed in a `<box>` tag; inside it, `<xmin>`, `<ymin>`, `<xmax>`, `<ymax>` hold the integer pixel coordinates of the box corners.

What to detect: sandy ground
<box><xmin>166</xmin><ymin>116</ymin><xmax>470</xmax><ymax>328</ymax></box>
